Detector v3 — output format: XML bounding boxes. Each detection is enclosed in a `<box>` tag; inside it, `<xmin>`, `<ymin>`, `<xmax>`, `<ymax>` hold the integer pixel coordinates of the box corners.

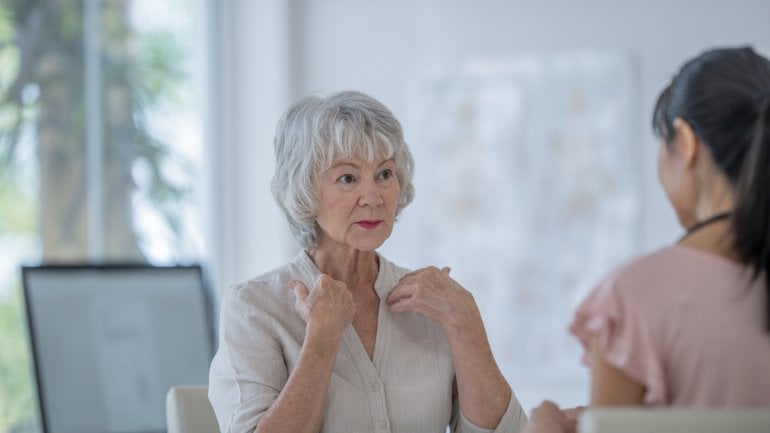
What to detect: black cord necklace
<box><xmin>678</xmin><ymin>212</ymin><xmax>732</xmax><ymax>242</ymax></box>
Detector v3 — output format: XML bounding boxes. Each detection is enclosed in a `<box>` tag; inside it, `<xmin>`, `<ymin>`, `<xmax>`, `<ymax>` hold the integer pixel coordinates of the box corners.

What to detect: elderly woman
<box><xmin>208</xmin><ymin>91</ymin><xmax>526</xmax><ymax>433</ymax></box>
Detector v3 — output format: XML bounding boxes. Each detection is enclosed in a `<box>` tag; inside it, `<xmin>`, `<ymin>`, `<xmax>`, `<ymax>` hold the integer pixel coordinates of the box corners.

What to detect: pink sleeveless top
<box><xmin>570</xmin><ymin>245</ymin><xmax>770</xmax><ymax>407</ymax></box>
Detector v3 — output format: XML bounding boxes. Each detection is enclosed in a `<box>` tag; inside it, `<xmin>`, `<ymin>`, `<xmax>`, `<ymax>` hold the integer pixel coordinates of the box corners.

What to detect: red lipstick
<box><xmin>356</xmin><ymin>220</ymin><xmax>382</xmax><ymax>229</ymax></box>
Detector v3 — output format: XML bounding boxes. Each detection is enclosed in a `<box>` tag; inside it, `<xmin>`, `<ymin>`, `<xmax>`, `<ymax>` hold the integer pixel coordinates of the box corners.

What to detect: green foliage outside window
<box><xmin>0</xmin><ymin>0</ymin><xmax>197</xmax><ymax>431</ymax></box>
<box><xmin>0</xmin><ymin>281</ymin><xmax>35</xmax><ymax>433</ymax></box>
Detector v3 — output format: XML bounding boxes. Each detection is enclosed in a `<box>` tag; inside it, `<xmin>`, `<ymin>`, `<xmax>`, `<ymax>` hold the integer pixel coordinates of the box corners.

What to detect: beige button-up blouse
<box><xmin>208</xmin><ymin>252</ymin><xmax>526</xmax><ymax>433</ymax></box>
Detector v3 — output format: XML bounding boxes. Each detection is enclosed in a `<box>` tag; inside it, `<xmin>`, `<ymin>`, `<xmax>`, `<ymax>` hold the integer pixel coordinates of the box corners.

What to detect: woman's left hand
<box><xmin>386</xmin><ymin>266</ymin><xmax>481</xmax><ymax>333</ymax></box>
<box><xmin>388</xmin><ymin>266</ymin><xmax>518</xmax><ymax>429</ymax></box>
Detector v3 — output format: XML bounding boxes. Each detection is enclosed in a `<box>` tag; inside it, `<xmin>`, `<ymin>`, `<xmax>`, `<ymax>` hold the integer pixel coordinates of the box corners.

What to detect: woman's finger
<box><xmin>386</xmin><ymin>280</ymin><xmax>418</xmax><ymax>305</ymax></box>
<box><xmin>387</xmin><ymin>298</ymin><xmax>409</xmax><ymax>313</ymax></box>
<box><xmin>533</xmin><ymin>400</ymin><xmax>561</xmax><ymax>413</ymax></box>
<box><xmin>290</xmin><ymin>279</ymin><xmax>309</xmax><ymax>302</ymax></box>
<box><xmin>397</xmin><ymin>266</ymin><xmax>432</xmax><ymax>280</ymax></box>
<box><xmin>388</xmin><ymin>292</ymin><xmax>446</xmax><ymax>324</ymax></box>
<box><xmin>398</xmin><ymin>265</ymin><xmax>449</xmax><ymax>282</ymax></box>
<box><xmin>388</xmin><ymin>298</ymin><xmax>425</xmax><ymax>317</ymax></box>
<box><xmin>562</xmin><ymin>406</ymin><xmax>584</xmax><ymax>422</ymax></box>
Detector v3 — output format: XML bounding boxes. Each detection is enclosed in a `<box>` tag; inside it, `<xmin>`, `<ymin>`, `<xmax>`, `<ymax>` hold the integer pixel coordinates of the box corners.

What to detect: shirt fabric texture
<box><xmin>570</xmin><ymin>245</ymin><xmax>770</xmax><ymax>407</ymax></box>
<box><xmin>209</xmin><ymin>252</ymin><xmax>526</xmax><ymax>433</ymax></box>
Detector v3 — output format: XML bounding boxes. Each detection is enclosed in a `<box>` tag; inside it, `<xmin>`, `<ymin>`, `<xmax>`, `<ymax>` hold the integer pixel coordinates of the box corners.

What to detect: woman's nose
<box><xmin>358</xmin><ymin>182</ymin><xmax>384</xmax><ymax>206</ymax></box>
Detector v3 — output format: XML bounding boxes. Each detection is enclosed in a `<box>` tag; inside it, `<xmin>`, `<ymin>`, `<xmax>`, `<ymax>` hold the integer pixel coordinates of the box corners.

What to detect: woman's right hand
<box><xmin>254</xmin><ymin>276</ymin><xmax>355</xmax><ymax>433</ymax></box>
<box><xmin>291</xmin><ymin>275</ymin><xmax>356</xmax><ymax>336</ymax></box>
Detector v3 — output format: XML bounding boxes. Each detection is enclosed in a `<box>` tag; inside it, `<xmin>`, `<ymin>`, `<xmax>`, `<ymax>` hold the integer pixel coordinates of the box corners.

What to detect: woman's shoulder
<box><xmin>228</xmin><ymin>262</ymin><xmax>291</xmax><ymax>295</ymax></box>
<box><xmin>222</xmin><ymin>253</ymin><xmax>316</xmax><ymax>311</ymax></box>
<box><xmin>607</xmin><ymin>244</ymin><xmax>743</xmax><ymax>288</ymax></box>
<box><xmin>609</xmin><ymin>246</ymin><xmax>681</xmax><ymax>279</ymax></box>
<box><xmin>582</xmin><ymin>244</ymin><xmax>750</xmax><ymax>313</ymax></box>
<box><xmin>578</xmin><ymin>246</ymin><xmax>686</xmax><ymax>309</ymax></box>
<box><xmin>569</xmin><ymin>247</ymin><xmax>684</xmax><ymax>356</ymax></box>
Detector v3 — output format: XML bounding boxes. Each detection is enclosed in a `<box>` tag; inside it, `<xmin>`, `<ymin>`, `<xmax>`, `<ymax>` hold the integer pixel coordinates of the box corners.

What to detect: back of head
<box><xmin>653</xmin><ymin>46</ymin><xmax>770</xmax><ymax>329</ymax></box>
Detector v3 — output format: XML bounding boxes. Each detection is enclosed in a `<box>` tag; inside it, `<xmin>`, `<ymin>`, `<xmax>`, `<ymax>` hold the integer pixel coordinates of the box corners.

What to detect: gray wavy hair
<box><xmin>271</xmin><ymin>90</ymin><xmax>415</xmax><ymax>249</ymax></box>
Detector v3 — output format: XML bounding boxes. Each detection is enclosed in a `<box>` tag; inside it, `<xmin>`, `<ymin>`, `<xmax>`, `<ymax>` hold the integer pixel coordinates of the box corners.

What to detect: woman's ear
<box><xmin>672</xmin><ymin>118</ymin><xmax>699</xmax><ymax>168</ymax></box>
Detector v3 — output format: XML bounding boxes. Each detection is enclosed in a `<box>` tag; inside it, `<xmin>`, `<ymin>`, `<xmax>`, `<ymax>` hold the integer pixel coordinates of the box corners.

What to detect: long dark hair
<box><xmin>652</xmin><ymin>46</ymin><xmax>770</xmax><ymax>330</ymax></box>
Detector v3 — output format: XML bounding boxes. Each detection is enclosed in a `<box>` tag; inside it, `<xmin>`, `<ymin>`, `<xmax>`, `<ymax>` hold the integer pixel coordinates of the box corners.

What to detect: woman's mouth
<box><xmin>355</xmin><ymin>220</ymin><xmax>382</xmax><ymax>229</ymax></box>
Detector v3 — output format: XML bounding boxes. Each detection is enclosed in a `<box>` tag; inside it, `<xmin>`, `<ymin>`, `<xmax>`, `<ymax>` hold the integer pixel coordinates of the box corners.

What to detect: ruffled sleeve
<box><xmin>569</xmin><ymin>269</ymin><xmax>667</xmax><ymax>405</ymax></box>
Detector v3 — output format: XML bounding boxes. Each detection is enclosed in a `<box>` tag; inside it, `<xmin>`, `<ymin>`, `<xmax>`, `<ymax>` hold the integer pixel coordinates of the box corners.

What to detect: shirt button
<box><xmin>372</xmin><ymin>382</ymin><xmax>381</xmax><ymax>392</ymax></box>
<box><xmin>378</xmin><ymin>419</ymin><xmax>387</xmax><ymax>429</ymax></box>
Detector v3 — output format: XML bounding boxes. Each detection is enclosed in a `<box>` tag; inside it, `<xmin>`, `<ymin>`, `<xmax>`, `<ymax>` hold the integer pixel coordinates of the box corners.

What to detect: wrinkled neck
<box><xmin>306</xmin><ymin>246</ymin><xmax>379</xmax><ymax>293</ymax></box>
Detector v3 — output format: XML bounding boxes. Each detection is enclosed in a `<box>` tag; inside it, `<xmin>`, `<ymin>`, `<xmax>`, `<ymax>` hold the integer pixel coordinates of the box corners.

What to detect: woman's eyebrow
<box><xmin>329</xmin><ymin>161</ymin><xmax>359</xmax><ymax>170</ymax></box>
<box><xmin>329</xmin><ymin>158</ymin><xmax>394</xmax><ymax>170</ymax></box>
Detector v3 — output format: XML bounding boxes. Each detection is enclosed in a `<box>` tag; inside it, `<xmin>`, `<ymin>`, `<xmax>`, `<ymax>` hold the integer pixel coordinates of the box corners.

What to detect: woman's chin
<box><xmin>670</xmin><ymin>205</ymin><xmax>696</xmax><ymax>231</ymax></box>
<box><xmin>677</xmin><ymin>213</ymin><xmax>698</xmax><ymax>231</ymax></box>
<box><xmin>353</xmin><ymin>241</ymin><xmax>387</xmax><ymax>252</ymax></box>
<box><xmin>346</xmin><ymin>235</ymin><xmax>389</xmax><ymax>252</ymax></box>
<box><xmin>346</xmin><ymin>227</ymin><xmax>392</xmax><ymax>251</ymax></box>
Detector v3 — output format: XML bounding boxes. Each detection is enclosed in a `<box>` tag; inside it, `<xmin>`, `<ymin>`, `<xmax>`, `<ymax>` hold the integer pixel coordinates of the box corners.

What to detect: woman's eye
<box><xmin>337</xmin><ymin>174</ymin><xmax>355</xmax><ymax>184</ymax></box>
<box><xmin>378</xmin><ymin>169</ymin><xmax>393</xmax><ymax>180</ymax></box>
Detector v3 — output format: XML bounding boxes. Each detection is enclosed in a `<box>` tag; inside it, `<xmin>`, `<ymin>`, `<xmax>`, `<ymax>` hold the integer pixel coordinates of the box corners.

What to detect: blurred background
<box><xmin>0</xmin><ymin>1</ymin><xmax>768</xmax><ymax>432</ymax></box>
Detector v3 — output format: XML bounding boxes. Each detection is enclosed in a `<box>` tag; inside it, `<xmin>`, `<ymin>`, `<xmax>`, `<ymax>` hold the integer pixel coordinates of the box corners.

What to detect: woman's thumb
<box><xmin>290</xmin><ymin>280</ymin><xmax>309</xmax><ymax>301</ymax></box>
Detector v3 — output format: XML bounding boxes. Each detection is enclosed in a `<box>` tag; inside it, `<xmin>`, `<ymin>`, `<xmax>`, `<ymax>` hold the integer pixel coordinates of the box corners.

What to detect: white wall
<box><xmin>214</xmin><ymin>0</ymin><xmax>770</xmax><ymax>287</ymax></box>
<box><xmin>208</xmin><ymin>0</ymin><xmax>295</xmax><ymax>299</ymax></box>
<box><xmin>211</xmin><ymin>0</ymin><xmax>770</xmax><ymax>409</ymax></box>
<box><xmin>293</xmin><ymin>0</ymin><xmax>770</xmax><ymax>253</ymax></box>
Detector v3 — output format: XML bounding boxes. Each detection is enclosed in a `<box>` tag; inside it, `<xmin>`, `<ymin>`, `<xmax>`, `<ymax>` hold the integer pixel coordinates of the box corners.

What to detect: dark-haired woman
<box><xmin>524</xmin><ymin>46</ymin><xmax>770</xmax><ymax>433</ymax></box>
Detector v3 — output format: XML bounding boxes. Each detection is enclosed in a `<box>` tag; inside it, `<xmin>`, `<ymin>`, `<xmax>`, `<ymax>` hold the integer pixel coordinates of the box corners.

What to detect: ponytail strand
<box><xmin>732</xmin><ymin>94</ymin><xmax>770</xmax><ymax>330</ymax></box>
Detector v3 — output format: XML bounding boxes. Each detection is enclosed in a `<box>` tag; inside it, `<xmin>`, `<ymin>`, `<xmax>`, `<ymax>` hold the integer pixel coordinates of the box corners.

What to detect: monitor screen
<box><xmin>23</xmin><ymin>265</ymin><xmax>213</xmax><ymax>433</ymax></box>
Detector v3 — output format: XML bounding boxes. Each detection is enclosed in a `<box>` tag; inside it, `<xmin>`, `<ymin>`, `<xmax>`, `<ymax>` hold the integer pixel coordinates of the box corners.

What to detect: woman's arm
<box><xmin>255</xmin><ymin>275</ymin><xmax>355</xmax><ymax>433</ymax></box>
<box><xmin>387</xmin><ymin>267</ymin><xmax>513</xmax><ymax>429</ymax></box>
<box><xmin>589</xmin><ymin>335</ymin><xmax>645</xmax><ymax>406</ymax></box>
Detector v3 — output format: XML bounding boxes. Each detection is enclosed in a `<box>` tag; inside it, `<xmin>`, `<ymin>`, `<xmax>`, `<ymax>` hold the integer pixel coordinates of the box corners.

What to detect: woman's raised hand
<box><xmin>388</xmin><ymin>266</ymin><xmax>516</xmax><ymax>428</ymax></box>
<box><xmin>291</xmin><ymin>275</ymin><xmax>356</xmax><ymax>336</ymax></box>
<box><xmin>386</xmin><ymin>266</ymin><xmax>481</xmax><ymax>332</ymax></box>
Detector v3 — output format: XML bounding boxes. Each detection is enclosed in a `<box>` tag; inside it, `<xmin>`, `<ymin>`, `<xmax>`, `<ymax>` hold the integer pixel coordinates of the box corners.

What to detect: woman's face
<box><xmin>314</xmin><ymin>155</ymin><xmax>401</xmax><ymax>252</ymax></box>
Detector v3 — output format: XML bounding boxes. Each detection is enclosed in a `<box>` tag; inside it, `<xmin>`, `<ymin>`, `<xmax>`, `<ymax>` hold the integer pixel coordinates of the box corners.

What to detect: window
<box><xmin>0</xmin><ymin>1</ymin><xmax>209</xmax><ymax>431</ymax></box>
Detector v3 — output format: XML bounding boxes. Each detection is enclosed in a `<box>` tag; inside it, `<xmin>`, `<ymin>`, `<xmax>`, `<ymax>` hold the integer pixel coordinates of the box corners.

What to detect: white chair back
<box><xmin>166</xmin><ymin>386</ymin><xmax>220</xmax><ymax>433</ymax></box>
<box><xmin>580</xmin><ymin>408</ymin><xmax>770</xmax><ymax>433</ymax></box>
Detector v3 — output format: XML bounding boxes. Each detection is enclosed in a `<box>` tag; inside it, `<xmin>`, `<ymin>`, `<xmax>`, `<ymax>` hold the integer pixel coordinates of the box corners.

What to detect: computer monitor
<box><xmin>22</xmin><ymin>265</ymin><xmax>214</xmax><ymax>433</ymax></box>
